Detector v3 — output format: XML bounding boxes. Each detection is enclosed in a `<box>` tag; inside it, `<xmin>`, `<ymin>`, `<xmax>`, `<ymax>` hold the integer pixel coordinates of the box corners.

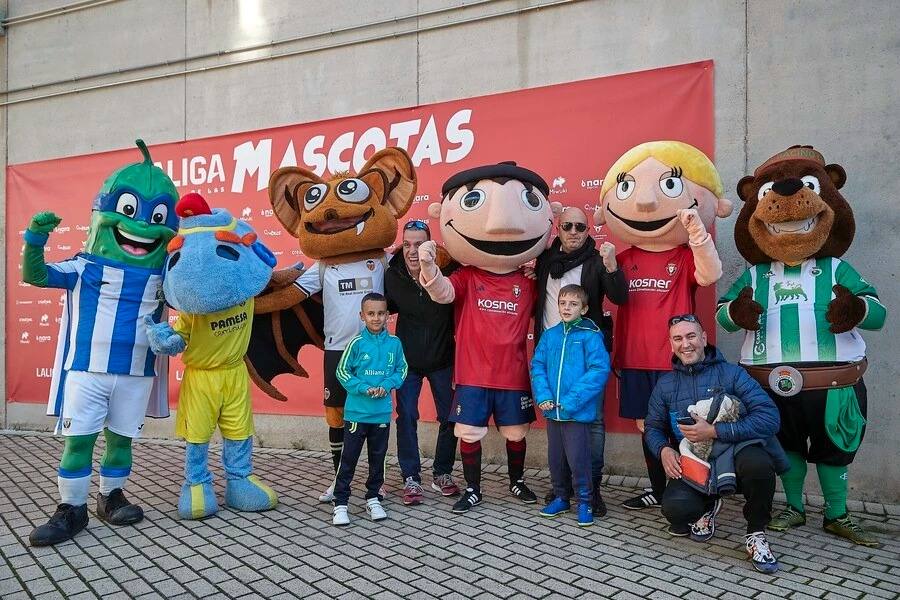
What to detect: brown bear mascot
<box><xmin>716</xmin><ymin>145</ymin><xmax>886</xmax><ymax>547</ymax></box>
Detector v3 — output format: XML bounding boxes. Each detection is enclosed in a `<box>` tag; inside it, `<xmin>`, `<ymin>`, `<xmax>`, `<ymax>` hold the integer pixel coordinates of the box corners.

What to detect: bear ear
<box><xmin>360</xmin><ymin>147</ymin><xmax>417</xmax><ymax>218</ymax></box>
<box><xmin>737</xmin><ymin>175</ymin><xmax>757</xmax><ymax>202</ymax></box>
<box><xmin>825</xmin><ymin>164</ymin><xmax>847</xmax><ymax>190</ymax></box>
<box><xmin>269</xmin><ymin>167</ymin><xmax>323</xmax><ymax>237</ymax></box>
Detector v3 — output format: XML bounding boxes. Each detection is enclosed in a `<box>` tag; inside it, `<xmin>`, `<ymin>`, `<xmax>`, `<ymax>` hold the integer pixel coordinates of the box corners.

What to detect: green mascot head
<box><xmin>84</xmin><ymin>139</ymin><xmax>179</xmax><ymax>269</ymax></box>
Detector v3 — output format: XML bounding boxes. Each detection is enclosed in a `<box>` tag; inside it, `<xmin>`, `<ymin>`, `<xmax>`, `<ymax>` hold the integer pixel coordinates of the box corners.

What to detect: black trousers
<box><xmin>661</xmin><ymin>445</ymin><xmax>775</xmax><ymax>534</ymax></box>
<box><xmin>333</xmin><ymin>421</ymin><xmax>389</xmax><ymax>506</ymax></box>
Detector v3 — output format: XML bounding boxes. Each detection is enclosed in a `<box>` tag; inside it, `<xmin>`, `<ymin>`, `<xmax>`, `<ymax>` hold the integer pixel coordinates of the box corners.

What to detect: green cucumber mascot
<box><xmin>24</xmin><ymin>140</ymin><xmax>179</xmax><ymax>546</ymax></box>
<box><xmin>716</xmin><ymin>146</ymin><xmax>886</xmax><ymax>547</ymax></box>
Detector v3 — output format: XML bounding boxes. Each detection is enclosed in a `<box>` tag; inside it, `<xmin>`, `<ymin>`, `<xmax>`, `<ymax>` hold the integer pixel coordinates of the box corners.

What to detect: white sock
<box><xmin>58</xmin><ymin>475</ymin><xmax>91</xmax><ymax>506</ymax></box>
<box><xmin>99</xmin><ymin>475</ymin><xmax>127</xmax><ymax>495</ymax></box>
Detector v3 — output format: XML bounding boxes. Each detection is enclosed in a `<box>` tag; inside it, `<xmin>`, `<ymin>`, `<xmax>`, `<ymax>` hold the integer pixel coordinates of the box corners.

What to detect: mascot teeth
<box><xmin>356</xmin><ymin>221</ymin><xmax>365</xmax><ymax>236</ymax></box>
<box><xmin>117</xmin><ymin>228</ymin><xmax>155</xmax><ymax>243</ymax></box>
<box><xmin>767</xmin><ymin>216</ymin><xmax>817</xmax><ymax>234</ymax></box>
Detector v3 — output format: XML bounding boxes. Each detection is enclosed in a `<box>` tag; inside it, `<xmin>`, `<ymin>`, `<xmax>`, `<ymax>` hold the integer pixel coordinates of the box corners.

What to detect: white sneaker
<box><xmin>319</xmin><ymin>485</ymin><xmax>334</xmax><ymax>503</ymax></box>
<box><xmin>332</xmin><ymin>505</ymin><xmax>350</xmax><ymax>526</ymax></box>
<box><xmin>366</xmin><ymin>498</ymin><xmax>387</xmax><ymax>521</ymax></box>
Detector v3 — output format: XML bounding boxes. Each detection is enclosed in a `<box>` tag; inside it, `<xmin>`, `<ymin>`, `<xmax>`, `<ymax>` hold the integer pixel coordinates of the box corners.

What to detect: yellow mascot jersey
<box><xmin>173</xmin><ymin>298</ymin><xmax>254</xmax><ymax>369</ymax></box>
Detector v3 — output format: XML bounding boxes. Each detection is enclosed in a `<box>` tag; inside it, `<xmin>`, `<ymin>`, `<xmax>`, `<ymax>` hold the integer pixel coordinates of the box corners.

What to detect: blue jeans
<box><xmin>395</xmin><ymin>366</ymin><xmax>457</xmax><ymax>482</ymax></box>
<box><xmin>557</xmin><ymin>395</ymin><xmax>606</xmax><ymax>488</ymax></box>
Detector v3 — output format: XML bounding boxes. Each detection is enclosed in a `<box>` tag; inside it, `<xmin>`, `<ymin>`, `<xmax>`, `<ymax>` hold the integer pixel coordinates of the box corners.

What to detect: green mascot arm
<box><xmin>22</xmin><ymin>212</ymin><xmax>63</xmax><ymax>288</ymax></box>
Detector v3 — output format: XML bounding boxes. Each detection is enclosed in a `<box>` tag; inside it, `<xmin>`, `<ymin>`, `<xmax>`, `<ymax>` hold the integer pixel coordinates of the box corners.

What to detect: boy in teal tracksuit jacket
<box><xmin>531</xmin><ymin>285</ymin><xmax>611</xmax><ymax>525</ymax></box>
<box><xmin>332</xmin><ymin>293</ymin><xmax>408</xmax><ymax>525</ymax></box>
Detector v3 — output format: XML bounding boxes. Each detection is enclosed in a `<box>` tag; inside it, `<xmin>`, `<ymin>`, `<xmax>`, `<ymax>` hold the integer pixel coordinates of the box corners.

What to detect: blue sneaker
<box><xmin>577</xmin><ymin>503</ymin><xmax>593</xmax><ymax>527</ymax></box>
<box><xmin>539</xmin><ymin>497</ymin><xmax>570</xmax><ymax>517</ymax></box>
<box><xmin>745</xmin><ymin>531</ymin><xmax>780</xmax><ymax>574</ymax></box>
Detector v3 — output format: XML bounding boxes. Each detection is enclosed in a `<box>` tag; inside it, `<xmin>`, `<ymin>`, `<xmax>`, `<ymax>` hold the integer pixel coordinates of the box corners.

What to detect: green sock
<box><xmin>817</xmin><ymin>463</ymin><xmax>848</xmax><ymax>520</ymax></box>
<box><xmin>780</xmin><ymin>451</ymin><xmax>807</xmax><ymax>513</ymax></box>
<box><xmin>99</xmin><ymin>429</ymin><xmax>134</xmax><ymax>495</ymax></box>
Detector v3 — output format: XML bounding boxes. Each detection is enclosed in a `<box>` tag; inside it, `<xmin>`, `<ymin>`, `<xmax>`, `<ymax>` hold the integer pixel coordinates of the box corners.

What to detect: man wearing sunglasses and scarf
<box><xmin>385</xmin><ymin>220</ymin><xmax>462</xmax><ymax>505</ymax></box>
<box><xmin>533</xmin><ymin>207</ymin><xmax>627</xmax><ymax>515</ymax></box>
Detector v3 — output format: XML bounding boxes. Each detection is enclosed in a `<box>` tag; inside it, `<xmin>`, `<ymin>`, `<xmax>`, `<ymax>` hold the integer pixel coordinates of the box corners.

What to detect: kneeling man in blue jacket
<box><xmin>644</xmin><ymin>314</ymin><xmax>788</xmax><ymax>574</ymax></box>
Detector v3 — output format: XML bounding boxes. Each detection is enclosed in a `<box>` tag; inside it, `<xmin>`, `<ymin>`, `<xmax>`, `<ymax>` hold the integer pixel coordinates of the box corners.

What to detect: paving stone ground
<box><xmin>1</xmin><ymin>432</ymin><xmax>897</xmax><ymax>600</ymax></box>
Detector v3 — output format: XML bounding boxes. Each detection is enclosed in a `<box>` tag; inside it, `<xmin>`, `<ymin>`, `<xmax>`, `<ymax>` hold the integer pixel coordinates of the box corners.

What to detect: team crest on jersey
<box><xmin>512</xmin><ymin>284</ymin><xmax>521</xmax><ymax>299</ymax></box>
<box><xmin>155</xmin><ymin>286</ymin><xmax>165</xmax><ymax>301</ymax></box>
<box><xmin>366</xmin><ymin>260</ymin><xmax>376</xmax><ymax>272</ymax></box>
<box><xmin>665</xmin><ymin>263</ymin><xmax>677</xmax><ymax>276</ymax></box>
<box><xmin>62</xmin><ymin>418</ymin><xmax>72</xmax><ymax>430</ymax></box>
<box><xmin>810</xmin><ymin>267</ymin><xmax>822</xmax><ymax>277</ymax></box>
<box><xmin>774</xmin><ymin>282</ymin><xmax>807</xmax><ymax>303</ymax></box>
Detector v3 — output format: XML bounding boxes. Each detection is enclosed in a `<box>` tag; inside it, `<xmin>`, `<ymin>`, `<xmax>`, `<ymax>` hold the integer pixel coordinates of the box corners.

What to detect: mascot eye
<box><xmin>336</xmin><ymin>178</ymin><xmax>370</xmax><ymax>203</ymax></box>
<box><xmin>150</xmin><ymin>204</ymin><xmax>169</xmax><ymax>225</ymax></box>
<box><xmin>521</xmin><ymin>189</ymin><xmax>543</xmax><ymax>211</ymax></box>
<box><xmin>757</xmin><ymin>181</ymin><xmax>774</xmax><ymax>200</ymax></box>
<box><xmin>801</xmin><ymin>175</ymin><xmax>820</xmax><ymax>194</ymax></box>
<box><xmin>615</xmin><ymin>175</ymin><xmax>635</xmax><ymax>200</ymax></box>
<box><xmin>460</xmin><ymin>189</ymin><xmax>486</xmax><ymax>211</ymax></box>
<box><xmin>115</xmin><ymin>193</ymin><xmax>139</xmax><ymax>218</ymax></box>
<box><xmin>659</xmin><ymin>176</ymin><xmax>684</xmax><ymax>198</ymax></box>
<box><xmin>304</xmin><ymin>184</ymin><xmax>328</xmax><ymax>211</ymax></box>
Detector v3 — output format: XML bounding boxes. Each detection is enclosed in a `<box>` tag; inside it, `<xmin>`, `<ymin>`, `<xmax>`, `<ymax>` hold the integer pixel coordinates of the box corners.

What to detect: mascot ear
<box><xmin>737</xmin><ymin>175</ymin><xmax>757</xmax><ymax>202</ymax></box>
<box><xmin>716</xmin><ymin>198</ymin><xmax>734</xmax><ymax>218</ymax></box>
<box><xmin>360</xmin><ymin>148</ymin><xmax>417</xmax><ymax>218</ymax></box>
<box><xmin>825</xmin><ymin>164</ymin><xmax>847</xmax><ymax>190</ymax></box>
<box><xmin>427</xmin><ymin>202</ymin><xmax>442</xmax><ymax>219</ymax></box>
<box><xmin>550</xmin><ymin>201</ymin><xmax>564</xmax><ymax>216</ymax></box>
<box><xmin>269</xmin><ymin>167</ymin><xmax>322</xmax><ymax>237</ymax></box>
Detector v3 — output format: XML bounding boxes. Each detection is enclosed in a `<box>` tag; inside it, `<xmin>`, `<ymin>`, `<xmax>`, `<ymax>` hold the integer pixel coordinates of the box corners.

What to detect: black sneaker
<box><xmin>97</xmin><ymin>489</ymin><xmax>144</xmax><ymax>526</ymax></box>
<box><xmin>29</xmin><ymin>504</ymin><xmax>89</xmax><ymax>547</ymax></box>
<box><xmin>509</xmin><ymin>480</ymin><xmax>537</xmax><ymax>504</ymax></box>
<box><xmin>452</xmin><ymin>488</ymin><xmax>483</xmax><ymax>514</ymax></box>
<box><xmin>592</xmin><ymin>487</ymin><xmax>608</xmax><ymax>518</ymax></box>
<box><xmin>622</xmin><ymin>490</ymin><xmax>660</xmax><ymax>510</ymax></box>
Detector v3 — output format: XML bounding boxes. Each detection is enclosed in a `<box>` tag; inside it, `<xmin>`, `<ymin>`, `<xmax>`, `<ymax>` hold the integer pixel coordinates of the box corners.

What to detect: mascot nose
<box><xmin>772</xmin><ymin>178</ymin><xmax>803</xmax><ymax>196</ymax></box>
<box><xmin>324</xmin><ymin>208</ymin><xmax>339</xmax><ymax>221</ymax></box>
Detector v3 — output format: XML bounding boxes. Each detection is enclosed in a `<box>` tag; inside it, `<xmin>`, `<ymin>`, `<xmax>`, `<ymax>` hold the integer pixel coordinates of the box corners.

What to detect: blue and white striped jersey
<box><xmin>46</xmin><ymin>254</ymin><xmax>165</xmax><ymax>378</ymax></box>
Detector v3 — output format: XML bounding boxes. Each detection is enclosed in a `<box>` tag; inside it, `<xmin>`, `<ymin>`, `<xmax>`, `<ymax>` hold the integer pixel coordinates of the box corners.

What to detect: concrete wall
<box><xmin>2</xmin><ymin>0</ymin><xmax>898</xmax><ymax>501</ymax></box>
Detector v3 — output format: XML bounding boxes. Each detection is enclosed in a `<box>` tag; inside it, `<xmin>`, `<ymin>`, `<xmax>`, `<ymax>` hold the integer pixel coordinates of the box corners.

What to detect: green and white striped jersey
<box><xmin>717</xmin><ymin>257</ymin><xmax>885</xmax><ymax>365</ymax></box>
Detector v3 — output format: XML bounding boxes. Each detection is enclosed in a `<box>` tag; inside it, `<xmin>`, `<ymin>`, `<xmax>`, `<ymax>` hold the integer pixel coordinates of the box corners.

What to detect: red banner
<box><xmin>6</xmin><ymin>60</ymin><xmax>715</xmax><ymax>433</ymax></box>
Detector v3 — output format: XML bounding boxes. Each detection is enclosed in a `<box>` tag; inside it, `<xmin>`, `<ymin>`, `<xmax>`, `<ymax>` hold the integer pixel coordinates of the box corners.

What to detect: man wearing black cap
<box><xmin>417</xmin><ymin>161</ymin><xmax>561</xmax><ymax>514</ymax></box>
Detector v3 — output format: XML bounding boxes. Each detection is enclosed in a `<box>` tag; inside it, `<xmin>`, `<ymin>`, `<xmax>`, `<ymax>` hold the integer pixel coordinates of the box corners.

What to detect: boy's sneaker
<box><xmin>318</xmin><ymin>485</ymin><xmax>335</xmax><ymax>503</ymax></box>
<box><xmin>577</xmin><ymin>503</ymin><xmax>593</xmax><ymax>527</ymax></box>
<box><xmin>745</xmin><ymin>531</ymin><xmax>780</xmax><ymax>574</ymax></box>
<box><xmin>666</xmin><ymin>524</ymin><xmax>690</xmax><ymax>537</ymax></box>
<box><xmin>823</xmin><ymin>513</ymin><xmax>881</xmax><ymax>547</ymax></box>
<box><xmin>509</xmin><ymin>480</ymin><xmax>537</xmax><ymax>504</ymax></box>
<box><xmin>767</xmin><ymin>505</ymin><xmax>806</xmax><ymax>531</ymax></box>
<box><xmin>622</xmin><ymin>489</ymin><xmax>660</xmax><ymax>510</ymax></box>
<box><xmin>690</xmin><ymin>497</ymin><xmax>723</xmax><ymax>542</ymax></box>
<box><xmin>452</xmin><ymin>488</ymin><xmax>482</xmax><ymax>514</ymax></box>
<box><xmin>431</xmin><ymin>474</ymin><xmax>461</xmax><ymax>497</ymax></box>
<box><xmin>366</xmin><ymin>498</ymin><xmax>387</xmax><ymax>521</ymax></box>
<box><xmin>332</xmin><ymin>505</ymin><xmax>350</xmax><ymax>526</ymax></box>
<box><xmin>539</xmin><ymin>497</ymin><xmax>570</xmax><ymax>517</ymax></box>
<box><xmin>402</xmin><ymin>477</ymin><xmax>424</xmax><ymax>506</ymax></box>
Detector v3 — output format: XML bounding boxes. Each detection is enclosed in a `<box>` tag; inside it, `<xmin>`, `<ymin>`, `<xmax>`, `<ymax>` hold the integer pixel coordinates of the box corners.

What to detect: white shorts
<box><xmin>60</xmin><ymin>371</ymin><xmax>154</xmax><ymax>438</ymax></box>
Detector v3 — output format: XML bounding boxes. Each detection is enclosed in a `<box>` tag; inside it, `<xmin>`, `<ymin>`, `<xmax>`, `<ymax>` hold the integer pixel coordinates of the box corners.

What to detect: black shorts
<box><xmin>772</xmin><ymin>379</ymin><xmax>867</xmax><ymax>466</ymax></box>
<box><xmin>323</xmin><ymin>349</ymin><xmax>348</xmax><ymax>408</ymax></box>
<box><xmin>618</xmin><ymin>369</ymin><xmax>666</xmax><ymax>419</ymax></box>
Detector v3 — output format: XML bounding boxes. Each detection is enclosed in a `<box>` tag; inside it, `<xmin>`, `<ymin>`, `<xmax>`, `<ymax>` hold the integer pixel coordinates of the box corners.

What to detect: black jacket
<box><xmin>384</xmin><ymin>251</ymin><xmax>457</xmax><ymax>374</ymax></box>
<box><xmin>534</xmin><ymin>239</ymin><xmax>627</xmax><ymax>351</ymax></box>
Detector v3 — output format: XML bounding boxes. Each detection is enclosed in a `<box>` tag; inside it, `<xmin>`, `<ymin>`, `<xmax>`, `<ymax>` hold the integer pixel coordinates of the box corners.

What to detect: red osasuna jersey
<box><xmin>614</xmin><ymin>245</ymin><xmax>698</xmax><ymax>370</ymax></box>
<box><xmin>449</xmin><ymin>266</ymin><xmax>535</xmax><ymax>390</ymax></box>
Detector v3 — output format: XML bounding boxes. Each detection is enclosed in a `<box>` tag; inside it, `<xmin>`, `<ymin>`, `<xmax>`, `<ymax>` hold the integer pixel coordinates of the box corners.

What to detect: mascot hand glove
<box><xmin>417</xmin><ymin>240</ymin><xmax>439</xmax><ymax>279</ymax></box>
<box><xmin>677</xmin><ymin>208</ymin><xmax>710</xmax><ymax>246</ymax></box>
<box><xmin>598</xmin><ymin>241</ymin><xmax>618</xmax><ymax>272</ymax></box>
<box><xmin>24</xmin><ymin>212</ymin><xmax>62</xmax><ymax>245</ymax></box>
<box><xmin>826</xmin><ymin>284</ymin><xmax>867</xmax><ymax>334</ymax></box>
<box><xmin>729</xmin><ymin>287</ymin><xmax>764</xmax><ymax>331</ymax></box>
<box><xmin>144</xmin><ymin>314</ymin><xmax>186</xmax><ymax>356</ymax></box>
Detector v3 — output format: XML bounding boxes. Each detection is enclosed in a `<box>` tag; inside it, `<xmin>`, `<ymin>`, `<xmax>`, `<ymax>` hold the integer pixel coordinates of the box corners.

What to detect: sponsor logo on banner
<box><xmin>581</xmin><ymin>178</ymin><xmax>601</xmax><ymax>190</ymax></box>
<box><xmin>414</xmin><ymin>194</ymin><xmax>430</xmax><ymax>203</ymax></box>
<box><xmin>550</xmin><ymin>176</ymin><xmax>567</xmax><ymax>195</ymax></box>
<box><xmin>263</xmin><ymin>229</ymin><xmax>281</xmax><ymax>237</ymax></box>
<box><xmin>15</xmin><ymin>300</ymin><xmax>33</xmax><ymax>305</ymax></box>
<box><xmin>260</xmin><ymin>208</ymin><xmax>274</xmax><ymax>217</ymax></box>
<box><xmin>18</xmin><ymin>317</ymin><xmax>32</xmax><ymax>323</ymax></box>
<box><xmin>37</xmin><ymin>335</ymin><xmax>52</xmax><ymax>343</ymax></box>
<box><xmin>35</xmin><ymin>367</ymin><xmax>53</xmax><ymax>378</ymax></box>
<box><xmin>38</xmin><ymin>299</ymin><xmax>52</xmax><ymax>305</ymax></box>
<box><xmin>20</xmin><ymin>332</ymin><xmax>30</xmax><ymax>343</ymax></box>
<box><xmin>40</xmin><ymin>314</ymin><xmax>50</xmax><ymax>326</ymax></box>
<box><xmin>241</xmin><ymin>207</ymin><xmax>252</xmax><ymax>219</ymax></box>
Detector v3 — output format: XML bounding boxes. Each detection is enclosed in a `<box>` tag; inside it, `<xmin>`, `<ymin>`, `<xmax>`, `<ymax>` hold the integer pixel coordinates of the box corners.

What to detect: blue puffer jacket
<box><xmin>530</xmin><ymin>317</ymin><xmax>610</xmax><ymax>423</ymax></box>
<box><xmin>644</xmin><ymin>346</ymin><xmax>789</xmax><ymax>473</ymax></box>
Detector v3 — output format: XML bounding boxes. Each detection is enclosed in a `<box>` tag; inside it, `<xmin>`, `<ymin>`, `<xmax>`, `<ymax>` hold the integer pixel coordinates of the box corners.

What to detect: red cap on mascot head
<box><xmin>176</xmin><ymin>193</ymin><xmax>212</xmax><ymax>218</ymax></box>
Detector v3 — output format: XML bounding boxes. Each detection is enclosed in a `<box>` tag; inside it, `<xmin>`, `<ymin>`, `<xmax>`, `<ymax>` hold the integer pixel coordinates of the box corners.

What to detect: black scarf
<box><xmin>546</xmin><ymin>236</ymin><xmax>596</xmax><ymax>279</ymax></box>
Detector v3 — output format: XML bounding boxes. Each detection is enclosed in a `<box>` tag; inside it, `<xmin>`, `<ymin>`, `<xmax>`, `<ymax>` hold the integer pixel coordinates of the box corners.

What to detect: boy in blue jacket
<box><xmin>333</xmin><ymin>293</ymin><xmax>408</xmax><ymax>526</ymax></box>
<box><xmin>531</xmin><ymin>285</ymin><xmax>611</xmax><ymax>526</ymax></box>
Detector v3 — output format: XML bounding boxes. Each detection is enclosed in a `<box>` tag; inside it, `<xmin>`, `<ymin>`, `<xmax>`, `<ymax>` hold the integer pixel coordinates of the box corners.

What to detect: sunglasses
<box><xmin>668</xmin><ymin>314</ymin><xmax>701</xmax><ymax>327</ymax></box>
<box><xmin>404</xmin><ymin>220</ymin><xmax>430</xmax><ymax>232</ymax></box>
<box><xmin>560</xmin><ymin>222</ymin><xmax>588</xmax><ymax>233</ymax></box>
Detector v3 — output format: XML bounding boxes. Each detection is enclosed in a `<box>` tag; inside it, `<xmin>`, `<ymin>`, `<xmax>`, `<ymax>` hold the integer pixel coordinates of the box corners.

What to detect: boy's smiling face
<box><xmin>360</xmin><ymin>299</ymin><xmax>388</xmax><ymax>333</ymax></box>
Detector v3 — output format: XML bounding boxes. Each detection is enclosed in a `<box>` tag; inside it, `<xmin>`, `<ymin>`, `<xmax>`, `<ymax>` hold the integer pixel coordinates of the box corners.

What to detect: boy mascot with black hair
<box><xmin>717</xmin><ymin>146</ymin><xmax>885</xmax><ymax>546</ymax></box>
<box><xmin>24</xmin><ymin>140</ymin><xmax>178</xmax><ymax>546</ymax></box>
<box><xmin>417</xmin><ymin>161</ymin><xmax>561</xmax><ymax>514</ymax></box>
<box><xmin>146</xmin><ymin>193</ymin><xmax>279</xmax><ymax>519</ymax></box>
<box><xmin>247</xmin><ymin>148</ymin><xmax>416</xmax><ymax>502</ymax></box>
<box><xmin>593</xmin><ymin>141</ymin><xmax>733</xmax><ymax>511</ymax></box>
